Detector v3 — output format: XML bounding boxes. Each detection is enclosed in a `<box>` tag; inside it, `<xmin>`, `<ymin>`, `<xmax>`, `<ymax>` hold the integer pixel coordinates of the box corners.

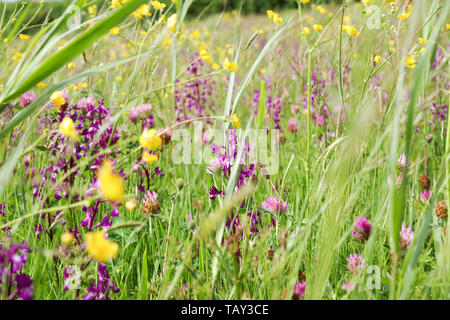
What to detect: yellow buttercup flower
<box><xmin>51</xmin><ymin>91</ymin><xmax>66</xmax><ymax>107</ymax></box>
<box><xmin>273</xmin><ymin>15</ymin><xmax>283</xmax><ymax>23</ymax></box>
<box><xmin>373</xmin><ymin>55</ymin><xmax>382</xmax><ymax>64</ymax></box>
<box><xmin>200</xmin><ymin>48</ymin><xmax>212</xmax><ymax>63</ymax></box>
<box><xmin>13</xmin><ymin>52</ymin><xmax>23</xmax><ymax>63</ymax></box>
<box><xmin>97</xmin><ymin>159</ymin><xmax>124</xmax><ymax>203</ymax></box>
<box><xmin>167</xmin><ymin>14</ymin><xmax>177</xmax><ymax>33</ymax></box>
<box><xmin>405</xmin><ymin>56</ymin><xmax>416</xmax><ymax>69</ymax></box>
<box><xmin>346</xmin><ymin>26</ymin><xmax>359</xmax><ymax>36</ymax></box>
<box><xmin>301</xmin><ymin>0</ymin><xmax>310</xmax><ymax>4</ymax></box>
<box><xmin>211</xmin><ymin>63</ymin><xmax>220</xmax><ymax>70</ymax></box>
<box><xmin>86</xmin><ymin>231</ymin><xmax>119</xmax><ymax>262</ymax></box>
<box><xmin>223</xmin><ymin>58</ymin><xmax>238</xmax><ymax>73</ymax></box>
<box><xmin>267</xmin><ymin>10</ymin><xmax>282</xmax><ymax>23</ymax></box>
<box><xmin>303</xmin><ymin>27</ymin><xmax>311</xmax><ymax>36</ymax></box>
<box><xmin>190</xmin><ymin>29</ymin><xmax>201</xmax><ymax>39</ymax></box>
<box><xmin>59</xmin><ymin>117</ymin><xmax>78</xmax><ymax>140</ymax></box>
<box><xmin>61</xmin><ymin>232</ymin><xmax>75</xmax><ymax>246</ymax></box>
<box><xmin>111</xmin><ymin>0</ymin><xmax>121</xmax><ymax>9</ymax></box>
<box><xmin>110</xmin><ymin>27</ymin><xmax>120</xmax><ymax>35</ymax></box>
<box><xmin>37</xmin><ymin>82</ymin><xmax>46</xmax><ymax>88</ymax></box>
<box><xmin>151</xmin><ymin>1</ymin><xmax>166</xmax><ymax>10</ymax></box>
<box><xmin>231</xmin><ymin>113</ymin><xmax>240</xmax><ymax>129</ymax></box>
<box><xmin>267</xmin><ymin>10</ymin><xmax>275</xmax><ymax>19</ymax></box>
<box><xmin>142</xmin><ymin>151</ymin><xmax>159</xmax><ymax>164</ymax></box>
<box><xmin>397</xmin><ymin>12</ymin><xmax>410</xmax><ymax>20</ymax></box>
<box><xmin>131</xmin><ymin>4</ymin><xmax>151</xmax><ymax>19</ymax></box>
<box><xmin>139</xmin><ymin>128</ymin><xmax>163</xmax><ymax>150</ymax></box>
<box><xmin>19</xmin><ymin>33</ymin><xmax>30</xmax><ymax>40</ymax></box>
<box><xmin>418</xmin><ymin>37</ymin><xmax>427</xmax><ymax>45</ymax></box>
<box><xmin>88</xmin><ymin>5</ymin><xmax>97</xmax><ymax>16</ymax></box>
<box><xmin>313</xmin><ymin>24</ymin><xmax>323</xmax><ymax>31</ymax></box>
<box><xmin>68</xmin><ymin>62</ymin><xmax>75</xmax><ymax>69</ymax></box>
<box><xmin>162</xmin><ymin>38</ymin><xmax>172</xmax><ymax>47</ymax></box>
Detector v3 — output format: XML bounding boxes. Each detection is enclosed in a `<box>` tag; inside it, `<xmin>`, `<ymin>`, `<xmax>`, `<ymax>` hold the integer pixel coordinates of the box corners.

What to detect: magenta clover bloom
<box><xmin>400</xmin><ymin>222</ymin><xmax>414</xmax><ymax>250</ymax></box>
<box><xmin>346</xmin><ymin>253</ymin><xmax>364</xmax><ymax>274</ymax></box>
<box><xmin>261</xmin><ymin>196</ymin><xmax>287</xmax><ymax>213</ymax></box>
<box><xmin>351</xmin><ymin>216</ymin><xmax>371</xmax><ymax>242</ymax></box>
<box><xmin>20</xmin><ymin>91</ymin><xmax>36</xmax><ymax>107</ymax></box>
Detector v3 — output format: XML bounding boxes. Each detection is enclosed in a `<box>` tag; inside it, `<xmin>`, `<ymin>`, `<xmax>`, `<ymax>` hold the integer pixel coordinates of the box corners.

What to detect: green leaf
<box><xmin>257</xmin><ymin>81</ymin><xmax>266</xmax><ymax>130</ymax></box>
<box><xmin>139</xmin><ymin>248</ymin><xmax>148</xmax><ymax>300</ymax></box>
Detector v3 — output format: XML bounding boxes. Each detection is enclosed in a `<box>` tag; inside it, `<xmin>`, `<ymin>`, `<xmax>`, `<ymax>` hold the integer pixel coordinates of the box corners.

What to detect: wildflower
<box><xmin>190</xmin><ymin>29</ymin><xmax>201</xmax><ymax>39</ymax></box>
<box><xmin>266</xmin><ymin>10</ymin><xmax>275</xmax><ymax>19</ymax></box>
<box><xmin>128</xmin><ymin>104</ymin><xmax>153</xmax><ymax>124</ymax></box>
<box><xmin>362</xmin><ymin>0</ymin><xmax>372</xmax><ymax>5</ymax></box>
<box><xmin>97</xmin><ymin>159</ymin><xmax>124</xmax><ymax>203</ymax></box>
<box><xmin>77</xmin><ymin>96</ymin><xmax>96</xmax><ymax>110</ymax></box>
<box><xmin>288</xmin><ymin>118</ymin><xmax>299</xmax><ymax>132</ymax></box>
<box><xmin>83</xmin><ymin>263</ymin><xmax>119</xmax><ymax>299</ymax></box>
<box><xmin>273</xmin><ymin>15</ymin><xmax>283</xmax><ymax>24</ymax></box>
<box><xmin>0</xmin><ymin>241</ymin><xmax>33</xmax><ymax>300</ymax></box>
<box><xmin>313</xmin><ymin>24</ymin><xmax>323</xmax><ymax>31</ymax></box>
<box><xmin>20</xmin><ymin>91</ymin><xmax>36</xmax><ymax>107</ymax></box>
<box><xmin>420</xmin><ymin>190</ymin><xmax>431</xmax><ymax>203</ymax></box>
<box><xmin>261</xmin><ymin>196</ymin><xmax>288</xmax><ymax>213</ymax></box>
<box><xmin>125</xmin><ymin>200</ymin><xmax>137</xmax><ymax>211</ymax></box>
<box><xmin>231</xmin><ymin>113</ymin><xmax>240</xmax><ymax>129</ymax></box>
<box><xmin>418</xmin><ymin>37</ymin><xmax>427</xmax><ymax>45</ymax></box>
<box><xmin>131</xmin><ymin>4</ymin><xmax>151</xmax><ymax>19</ymax></box>
<box><xmin>212</xmin><ymin>63</ymin><xmax>220</xmax><ymax>70</ymax></box>
<box><xmin>142</xmin><ymin>151</ymin><xmax>159</xmax><ymax>164</ymax></box>
<box><xmin>400</xmin><ymin>222</ymin><xmax>414</xmax><ymax>249</ymax></box>
<box><xmin>51</xmin><ymin>91</ymin><xmax>66</xmax><ymax>107</ymax></box>
<box><xmin>67</xmin><ymin>62</ymin><xmax>75</xmax><ymax>69</ymax></box>
<box><xmin>37</xmin><ymin>82</ymin><xmax>46</xmax><ymax>88</ymax></box>
<box><xmin>373</xmin><ymin>55</ymin><xmax>382</xmax><ymax>64</ymax></box>
<box><xmin>167</xmin><ymin>14</ymin><xmax>177</xmax><ymax>33</ymax></box>
<box><xmin>61</xmin><ymin>232</ymin><xmax>75</xmax><ymax>246</ymax></box>
<box><xmin>86</xmin><ymin>231</ymin><xmax>119</xmax><ymax>262</ymax></box>
<box><xmin>419</xmin><ymin>175</ymin><xmax>430</xmax><ymax>190</ymax></box>
<box><xmin>13</xmin><ymin>52</ymin><xmax>24</xmax><ymax>62</ymax></box>
<box><xmin>19</xmin><ymin>33</ymin><xmax>30</xmax><ymax>40</ymax></box>
<box><xmin>397</xmin><ymin>12</ymin><xmax>411</xmax><ymax>20</ymax></box>
<box><xmin>342</xmin><ymin>281</ymin><xmax>356</xmax><ymax>291</ymax></box>
<box><xmin>111</xmin><ymin>0</ymin><xmax>121</xmax><ymax>9</ymax></box>
<box><xmin>109</xmin><ymin>27</ymin><xmax>120</xmax><ymax>35</ymax></box>
<box><xmin>162</xmin><ymin>38</ymin><xmax>172</xmax><ymax>46</ymax></box>
<box><xmin>139</xmin><ymin>128</ymin><xmax>162</xmax><ymax>150</ymax></box>
<box><xmin>199</xmin><ymin>48</ymin><xmax>212</xmax><ymax>63</ymax></box>
<box><xmin>151</xmin><ymin>1</ymin><xmax>166</xmax><ymax>10</ymax></box>
<box><xmin>293</xmin><ymin>281</ymin><xmax>306</xmax><ymax>300</ymax></box>
<box><xmin>302</xmin><ymin>27</ymin><xmax>311</xmax><ymax>36</ymax></box>
<box><xmin>346</xmin><ymin>253</ymin><xmax>364</xmax><ymax>273</ymax></box>
<box><xmin>405</xmin><ymin>56</ymin><xmax>416</xmax><ymax>69</ymax></box>
<box><xmin>141</xmin><ymin>190</ymin><xmax>160</xmax><ymax>214</ymax></box>
<box><xmin>435</xmin><ymin>200</ymin><xmax>448</xmax><ymax>219</ymax></box>
<box><xmin>345</xmin><ymin>26</ymin><xmax>359</xmax><ymax>36</ymax></box>
<box><xmin>223</xmin><ymin>58</ymin><xmax>238</xmax><ymax>73</ymax></box>
<box><xmin>88</xmin><ymin>5</ymin><xmax>97</xmax><ymax>16</ymax></box>
<box><xmin>59</xmin><ymin>117</ymin><xmax>78</xmax><ymax>140</ymax></box>
<box><xmin>301</xmin><ymin>0</ymin><xmax>310</xmax><ymax>3</ymax></box>
<box><xmin>397</xmin><ymin>154</ymin><xmax>408</xmax><ymax>168</ymax></box>
<box><xmin>351</xmin><ymin>216</ymin><xmax>371</xmax><ymax>242</ymax></box>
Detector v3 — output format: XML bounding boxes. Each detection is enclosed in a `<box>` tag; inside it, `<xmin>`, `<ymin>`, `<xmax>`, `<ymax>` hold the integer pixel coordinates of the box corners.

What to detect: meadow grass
<box><xmin>0</xmin><ymin>0</ymin><xmax>449</xmax><ymax>300</ymax></box>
